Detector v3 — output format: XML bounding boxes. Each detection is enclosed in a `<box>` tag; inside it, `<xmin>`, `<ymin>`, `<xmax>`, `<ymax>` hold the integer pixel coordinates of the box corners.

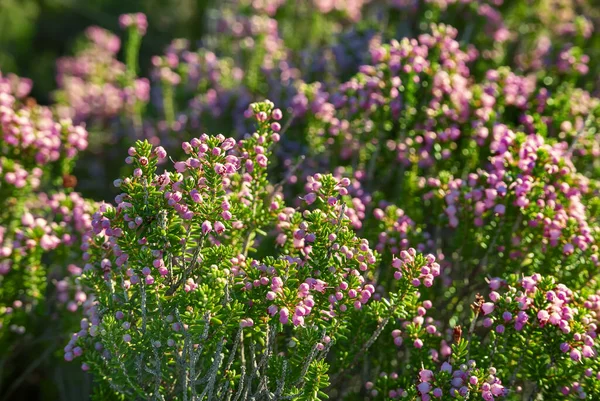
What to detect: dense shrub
<box><xmin>2</xmin><ymin>2</ymin><xmax>600</xmax><ymax>400</ymax></box>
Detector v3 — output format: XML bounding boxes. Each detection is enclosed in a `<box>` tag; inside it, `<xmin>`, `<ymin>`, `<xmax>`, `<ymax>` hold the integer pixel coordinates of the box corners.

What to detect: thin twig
<box><xmin>166</xmin><ymin>236</ymin><xmax>205</xmax><ymax>296</ymax></box>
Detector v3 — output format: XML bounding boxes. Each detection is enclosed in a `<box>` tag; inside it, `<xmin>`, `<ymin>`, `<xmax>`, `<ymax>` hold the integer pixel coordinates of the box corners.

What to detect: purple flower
<box><xmin>202</xmin><ymin>221</ymin><xmax>212</xmax><ymax>235</ymax></box>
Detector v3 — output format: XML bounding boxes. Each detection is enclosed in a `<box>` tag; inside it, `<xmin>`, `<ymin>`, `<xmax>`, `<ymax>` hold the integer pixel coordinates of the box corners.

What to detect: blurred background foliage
<box><xmin>0</xmin><ymin>0</ymin><xmax>215</xmax><ymax>104</ymax></box>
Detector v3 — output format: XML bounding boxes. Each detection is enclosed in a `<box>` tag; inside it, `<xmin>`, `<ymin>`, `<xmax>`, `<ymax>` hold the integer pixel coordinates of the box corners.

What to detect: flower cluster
<box><xmin>54</xmin><ymin>26</ymin><xmax>149</xmax><ymax>123</ymax></box>
<box><xmin>482</xmin><ymin>274</ymin><xmax>597</xmax><ymax>360</ymax></box>
<box><xmin>424</xmin><ymin>130</ymin><xmax>600</xmax><ymax>285</ymax></box>
<box><xmin>1</xmin><ymin>72</ymin><xmax>87</xmax><ymax>191</ymax></box>
<box><xmin>365</xmin><ymin>359</ymin><xmax>505</xmax><ymax>401</ymax></box>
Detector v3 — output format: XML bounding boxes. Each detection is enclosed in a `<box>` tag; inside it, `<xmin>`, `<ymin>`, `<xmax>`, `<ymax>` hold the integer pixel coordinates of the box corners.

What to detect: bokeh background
<box><xmin>0</xmin><ymin>0</ymin><xmax>214</xmax><ymax>104</ymax></box>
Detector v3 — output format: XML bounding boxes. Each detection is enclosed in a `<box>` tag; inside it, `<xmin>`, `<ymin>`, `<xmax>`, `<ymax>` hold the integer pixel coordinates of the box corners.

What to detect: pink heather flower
<box><xmin>21</xmin><ymin>213</ymin><xmax>34</xmax><ymax>226</ymax></box>
<box><xmin>298</xmin><ymin>283</ymin><xmax>310</xmax><ymax>297</ymax></box>
<box><xmin>521</xmin><ymin>276</ymin><xmax>537</xmax><ymax>291</ymax></box>
<box><xmin>190</xmin><ymin>190</ymin><xmax>202</xmax><ymax>203</ymax></box>
<box><xmin>582</xmin><ymin>346</ymin><xmax>595</xmax><ymax>358</ymax></box>
<box><xmin>155</xmin><ymin>146</ymin><xmax>167</xmax><ymax>159</ymax></box>
<box><xmin>271</xmin><ymin>277</ymin><xmax>283</xmax><ymax>291</ymax></box>
<box><xmin>292</xmin><ymin>314</ymin><xmax>304</xmax><ymax>326</ymax></box>
<box><xmin>304</xmin><ymin>193</ymin><xmax>317</xmax><ymax>205</ymax></box>
<box><xmin>214</xmin><ymin>221</ymin><xmax>225</xmax><ymax>234</ymax></box>
<box><xmin>256</xmin><ymin>112</ymin><xmax>268</xmax><ymax>122</ymax></box>
<box><xmin>256</xmin><ymin>154</ymin><xmax>268</xmax><ymax>168</ymax></box>
<box><xmin>419</xmin><ymin>369</ymin><xmax>434</xmax><ymax>382</ymax></box>
<box><xmin>563</xmin><ymin>243</ymin><xmax>575</xmax><ymax>255</ymax></box>
<box><xmin>272</xmin><ymin>108</ymin><xmax>283</xmax><ymax>120</ymax></box>
<box><xmin>202</xmin><ymin>221</ymin><xmax>212</xmax><ymax>235</ymax></box>
<box><xmin>314</xmin><ymin>280</ymin><xmax>327</xmax><ymax>292</ymax></box>
<box><xmin>417</xmin><ymin>382</ymin><xmax>431</xmax><ymax>394</ymax></box>
<box><xmin>279</xmin><ymin>307</ymin><xmax>289</xmax><ymax>324</ymax></box>
<box><xmin>214</xmin><ymin>163</ymin><xmax>225</xmax><ymax>174</ymax></box>
<box><xmin>481</xmin><ymin>302</ymin><xmax>495</xmax><ymax>315</ymax></box>
<box><xmin>570</xmin><ymin>349</ymin><xmax>582</xmax><ymax>362</ymax></box>
<box><xmin>414</xmin><ymin>339</ymin><xmax>424</xmax><ymax>348</ymax></box>
<box><xmin>491</xmin><ymin>384</ymin><xmax>504</xmax><ymax>396</ymax></box>
<box><xmin>174</xmin><ymin>162</ymin><xmax>187</xmax><ymax>172</ymax></box>
<box><xmin>440</xmin><ymin>362</ymin><xmax>452</xmax><ymax>373</ymax></box>
<box><xmin>182</xmin><ymin>142</ymin><xmax>193</xmax><ymax>154</ymax></box>
<box><xmin>221</xmin><ymin>138</ymin><xmax>236</xmax><ymax>151</ymax></box>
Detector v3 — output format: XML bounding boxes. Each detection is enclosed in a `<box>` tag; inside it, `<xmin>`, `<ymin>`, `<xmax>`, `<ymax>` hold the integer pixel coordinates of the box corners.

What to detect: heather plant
<box><xmin>3</xmin><ymin>1</ymin><xmax>600</xmax><ymax>399</ymax></box>
<box><xmin>66</xmin><ymin>102</ymin><xmax>445</xmax><ymax>399</ymax></box>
